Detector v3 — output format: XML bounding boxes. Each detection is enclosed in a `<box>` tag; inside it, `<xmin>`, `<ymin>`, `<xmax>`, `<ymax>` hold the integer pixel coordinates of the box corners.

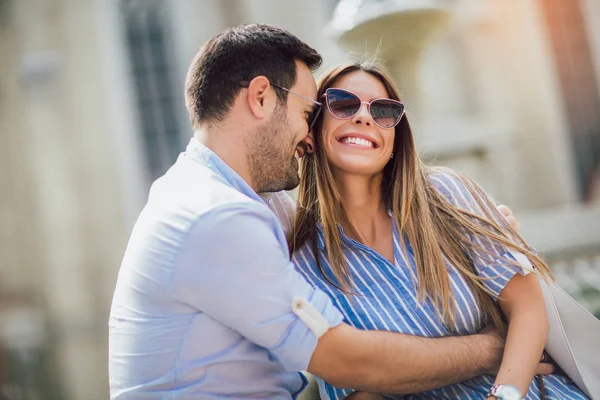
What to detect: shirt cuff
<box><xmin>508</xmin><ymin>250</ymin><xmax>534</xmax><ymax>276</ymax></box>
<box><xmin>270</xmin><ymin>287</ymin><xmax>344</xmax><ymax>372</ymax></box>
<box><xmin>292</xmin><ymin>372</ymin><xmax>309</xmax><ymax>399</ymax></box>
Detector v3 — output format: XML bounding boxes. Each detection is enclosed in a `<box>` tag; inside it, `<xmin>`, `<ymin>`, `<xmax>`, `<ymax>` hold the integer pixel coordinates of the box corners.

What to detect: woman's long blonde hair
<box><xmin>290</xmin><ymin>60</ymin><xmax>553</xmax><ymax>336</ymax></box>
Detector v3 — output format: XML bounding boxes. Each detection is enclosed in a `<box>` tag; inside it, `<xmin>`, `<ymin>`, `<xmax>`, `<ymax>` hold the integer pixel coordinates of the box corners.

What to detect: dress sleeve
<box><xmin>429</xmin><ymin>171</ymin><xmax>534</xmax><ymax>298</ymax></box>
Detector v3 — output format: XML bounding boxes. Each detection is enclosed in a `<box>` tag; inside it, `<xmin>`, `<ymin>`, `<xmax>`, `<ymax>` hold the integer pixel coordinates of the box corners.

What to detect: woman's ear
<box><xmin>303</xmin><ymin>131</ymin><xmax>315</xmax><ymax>154</ymax></box>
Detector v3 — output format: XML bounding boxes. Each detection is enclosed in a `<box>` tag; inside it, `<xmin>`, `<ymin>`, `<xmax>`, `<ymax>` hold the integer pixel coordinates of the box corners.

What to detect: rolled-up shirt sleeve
<box><xmin>430</xmin><ymin>171</ymin><xmax>532</xmax><ymax>298</ymax></box>
<box><xmin>171</xmin><ymin>201</ymin><xmax>344</xmax><ymax>372</ymax></box>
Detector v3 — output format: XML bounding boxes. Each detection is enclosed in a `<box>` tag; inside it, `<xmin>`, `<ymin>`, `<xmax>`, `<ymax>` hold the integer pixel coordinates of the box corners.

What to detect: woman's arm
<box><xmin>429</xmin><ymin>171</ymin><xmax>551</xmax><ymax>398</ymax></box>
<box><xmin>489</xmin><ymin>273</ymin><xmax>549</xmax><ymax>397</ymax></box>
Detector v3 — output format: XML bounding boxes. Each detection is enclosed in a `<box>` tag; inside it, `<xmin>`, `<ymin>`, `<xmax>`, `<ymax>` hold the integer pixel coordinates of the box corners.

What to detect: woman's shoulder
<box><xmin>426</xmin><ymin>166</ymin><xmax>494</xmax><ymax>212</ymax></box>
<box><xmin>426</xmin><ymin>167</ymin><xmax>469</xmax><ymax>200</ymax></box>
<box><xmin>426</xmin><ymin>167</ymin><xmax>502</xmax><ymax>218</ymax></box>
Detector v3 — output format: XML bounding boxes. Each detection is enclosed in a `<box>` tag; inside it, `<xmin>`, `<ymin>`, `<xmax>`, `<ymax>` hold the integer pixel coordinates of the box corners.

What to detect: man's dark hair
<box><xmin>185</xmin><ymin>24</ymin><xmax>322</xmax><ymax>128</ymax></box>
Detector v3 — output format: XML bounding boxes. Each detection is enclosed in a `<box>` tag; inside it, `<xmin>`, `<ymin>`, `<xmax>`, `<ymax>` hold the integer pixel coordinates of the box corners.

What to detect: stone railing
<box><xmin>519</xmin><ymin>204</ymin><xmax>600</xmax><ymax>318</ymax></box>
<box><xmin>550</xmin><ymin>251</ymin><xmax>600</xmax><ymax>318</ymax></box>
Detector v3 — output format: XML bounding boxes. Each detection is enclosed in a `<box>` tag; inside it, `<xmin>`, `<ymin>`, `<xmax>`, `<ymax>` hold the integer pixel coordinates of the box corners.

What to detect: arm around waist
<box><xmin>308</xmin><ymin>323</ymin><xmax>502</xmax><ymax>394</ymax></box>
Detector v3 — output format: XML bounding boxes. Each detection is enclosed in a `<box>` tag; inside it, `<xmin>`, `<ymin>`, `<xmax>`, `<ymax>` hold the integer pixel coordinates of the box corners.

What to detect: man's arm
<box><xmin>177</xmin><ymin>201</ymin><xmax>551</xmax><ymax>394</ymax></box>
<box><xmin>308</xmin><ymin>323</ymin><xmax>502</xmax><ymax>394</ymax></box>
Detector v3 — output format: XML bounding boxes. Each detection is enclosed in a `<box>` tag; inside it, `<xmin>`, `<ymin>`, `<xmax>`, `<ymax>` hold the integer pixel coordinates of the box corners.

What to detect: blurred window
<box><xmin>122</xmin><ymin>0</ymin><xmax>184</xmax><ymax>181</ymax></box>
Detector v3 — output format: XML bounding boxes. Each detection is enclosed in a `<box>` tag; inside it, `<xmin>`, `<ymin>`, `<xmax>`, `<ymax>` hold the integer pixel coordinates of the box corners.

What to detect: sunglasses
<box><xmin>240</xmin><ymin>80</ymin><xmax>323</xmax><ymax>132</ymax></box>
<box><xmin>323</xmin><ymin>88</ymin><xmax>405</xmax><ymax>129</ymax></box>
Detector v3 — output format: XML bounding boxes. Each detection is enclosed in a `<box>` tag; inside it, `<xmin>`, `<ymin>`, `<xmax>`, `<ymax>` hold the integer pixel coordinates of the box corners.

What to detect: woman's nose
<box><xmin>351</xmin><ymin>103</ymin><xmax>372</xmax><ymax>126</ymax></box>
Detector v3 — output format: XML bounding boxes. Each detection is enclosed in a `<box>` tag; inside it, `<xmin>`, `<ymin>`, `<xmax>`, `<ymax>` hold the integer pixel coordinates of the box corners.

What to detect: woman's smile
<box><xmin>336</xmin><ymin>133</ymin><xmax>379</xmax><ymax>149</ymax></box>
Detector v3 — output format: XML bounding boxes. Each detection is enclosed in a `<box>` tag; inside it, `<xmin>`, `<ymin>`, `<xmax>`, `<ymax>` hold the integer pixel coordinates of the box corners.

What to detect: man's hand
<box><xmin>479</xmin><ymin>323</ymin><xmax>505</xmax><ymax>375</ymax></box>
<box><xmin>497</xmin><ymin>205</ymin><xmax>520</xmax><ymax>232</ymax></box>
<box><xmin>535</xmin><ymin>362</ymin><xmax>555</xmax><ymax>375</ymax></box>
<box><xmin>480</xmin><ymin>323</ymin><xmax>556</xmax><ymax>376</ymax></box>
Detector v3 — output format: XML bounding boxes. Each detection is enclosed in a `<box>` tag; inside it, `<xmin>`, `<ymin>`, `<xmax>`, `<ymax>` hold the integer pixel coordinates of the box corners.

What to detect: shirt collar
<box><xmin>315</xmin><ymin>209</ymin><xmax>396</xmax><ymax>251</ymax></box>
<box><xmin>185</xmin><ymin>138</ymin><xmax>264</xmax><ymax>204</ymax></box>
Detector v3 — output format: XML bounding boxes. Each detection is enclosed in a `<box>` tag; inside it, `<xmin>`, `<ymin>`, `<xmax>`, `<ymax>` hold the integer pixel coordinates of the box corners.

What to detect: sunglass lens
<box><xmin>327</xmin><ymin>89</ymin><xmax>361</xmax><ymax>119</ymax></box>
<box><xmin>370</xmin><ymin>100</ymin><xmax>404</xmax><ymax>128</ymax></box>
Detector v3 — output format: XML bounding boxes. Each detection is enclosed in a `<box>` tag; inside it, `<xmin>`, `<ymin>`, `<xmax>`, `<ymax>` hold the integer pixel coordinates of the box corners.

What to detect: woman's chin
<box><xmin>329</xmin><ymin>157</ymin><xmax>387</xmax><ymax>177</ymax></box>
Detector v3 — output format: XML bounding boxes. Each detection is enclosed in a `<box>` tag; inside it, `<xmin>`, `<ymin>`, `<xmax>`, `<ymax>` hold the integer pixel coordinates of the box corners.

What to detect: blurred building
<box><xmin>0</xmin><ymin>0</ymin><xmax>598</xmax><ymax>398</ymax></box>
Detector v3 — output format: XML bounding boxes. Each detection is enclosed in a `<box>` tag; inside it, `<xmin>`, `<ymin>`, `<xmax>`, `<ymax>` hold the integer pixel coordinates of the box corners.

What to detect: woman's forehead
<box><xmin>331</xmin><ymin>71</ymin><xmax>390</xmax><ymax>100</ymax></box>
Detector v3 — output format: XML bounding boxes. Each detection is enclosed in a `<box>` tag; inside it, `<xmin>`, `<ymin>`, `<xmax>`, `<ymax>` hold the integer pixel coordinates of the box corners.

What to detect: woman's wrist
<box><xmin>486</xmin><ymin>383</ymin><xmax>524</xmax><ymax>400</ymax></box>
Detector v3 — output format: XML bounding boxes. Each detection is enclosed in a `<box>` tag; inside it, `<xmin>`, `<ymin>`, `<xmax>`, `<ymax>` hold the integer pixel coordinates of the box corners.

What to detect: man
<box><xmin>109</xmin><ymin>24</ymin><xmax>550</xmax><ymax>399</ymax></box>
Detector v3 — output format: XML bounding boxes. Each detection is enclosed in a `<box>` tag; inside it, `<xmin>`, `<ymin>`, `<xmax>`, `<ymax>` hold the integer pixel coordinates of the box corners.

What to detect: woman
<box><xmin>289</xmin><ymin>61</ymin><xmax>587</xmax><ymax>399</ymax></box>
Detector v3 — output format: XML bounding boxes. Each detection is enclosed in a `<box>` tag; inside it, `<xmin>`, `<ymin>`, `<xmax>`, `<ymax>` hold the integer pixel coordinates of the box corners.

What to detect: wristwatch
<box><xmin>486</xmin><ymin>384</ymin><xmax>523</xmax><ymax>400</ymax></box>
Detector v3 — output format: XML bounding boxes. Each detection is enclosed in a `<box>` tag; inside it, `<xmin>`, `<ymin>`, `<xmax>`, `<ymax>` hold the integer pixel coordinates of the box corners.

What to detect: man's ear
<box><xmin>245</xmin><ymin>76</ymin><xmax>275</xmax><ymax>120</ymax></box>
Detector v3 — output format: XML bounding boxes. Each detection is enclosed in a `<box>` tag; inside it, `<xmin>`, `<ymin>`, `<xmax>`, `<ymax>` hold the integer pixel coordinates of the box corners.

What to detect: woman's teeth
<box><xmin>341</xmin><ymin>137</ymin><xmax>374</xmax><ymax>148</ymax></box>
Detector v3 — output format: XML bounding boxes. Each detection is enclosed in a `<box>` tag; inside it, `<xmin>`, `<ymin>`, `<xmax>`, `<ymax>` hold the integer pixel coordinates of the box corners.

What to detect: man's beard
<box><xmin>245</xmin><ymin>106</ymin><xmax>300</xmax><ymax>193</ymax></box>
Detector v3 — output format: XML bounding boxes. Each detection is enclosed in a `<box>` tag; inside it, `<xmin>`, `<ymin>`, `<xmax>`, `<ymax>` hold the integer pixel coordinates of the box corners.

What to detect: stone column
<box><xmin>329</xmin><ymin>1</ymin><xmax>457</xmax><ymax>115</ymax></box>
<box><xmin>2</xmin><ymin>0</ymin><xmax>145</xmax><ymax>398</ymax></box>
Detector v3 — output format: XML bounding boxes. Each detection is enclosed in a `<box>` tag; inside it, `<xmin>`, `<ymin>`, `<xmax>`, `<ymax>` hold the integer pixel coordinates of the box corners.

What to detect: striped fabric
<box><xmin>291</xmin><ymin>171</ymin><xmax>587</xmax><ymax>400</ymax></box>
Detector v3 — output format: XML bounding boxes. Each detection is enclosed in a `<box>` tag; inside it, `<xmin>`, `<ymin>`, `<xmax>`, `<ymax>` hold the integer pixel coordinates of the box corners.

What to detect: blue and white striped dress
<box><xmin>291</xmin><ymin>171</ymin><xmax>587</xmax><ymax>400</ymax></box>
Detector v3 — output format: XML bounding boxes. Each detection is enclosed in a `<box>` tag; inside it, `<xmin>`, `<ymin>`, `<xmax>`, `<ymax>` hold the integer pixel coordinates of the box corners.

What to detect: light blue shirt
<box><xmin>109</xmin><ymin>138</ymin><xmax>344</xmax><ymax>399</ymax></box>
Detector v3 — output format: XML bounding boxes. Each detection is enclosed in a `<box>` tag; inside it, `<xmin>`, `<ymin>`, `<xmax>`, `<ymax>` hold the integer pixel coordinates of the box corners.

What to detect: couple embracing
<box><xmin>109</xmin><ymin>24</ymin><xmax>586</xmax><ymax>400</ymax></box>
